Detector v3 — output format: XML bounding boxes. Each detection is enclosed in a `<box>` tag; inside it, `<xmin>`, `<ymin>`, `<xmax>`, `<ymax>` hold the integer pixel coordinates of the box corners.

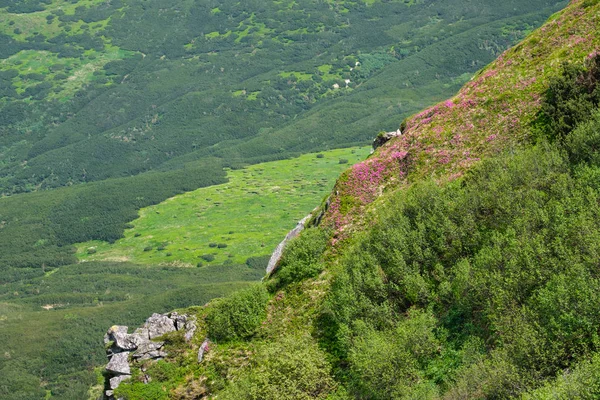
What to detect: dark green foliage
<box><xmin>565</xmin><ymin>109</ymin><xmax>600</xmax><ymax>165</ymax></box>
<box><xmin>537</xmin><ymin>54</ymin><xmax>600</xmax><ymax>140</ymax></box>
<box><xmin>201</xmin><ymin>254</ymin><xmax>215</xmax><ymax>262</ymax></box>
<box><xmin>245</xmin><ymin>255</ymin><xmax>270</xmax><ymax>271</ymax></box>
<box><xmin>219</xmin><ymin>335</ymin><xmax>337</xmax><ymax>400</ymax></box>
<box><xmin>321</xmin><ymin>141</ymin><xmax>600</xmax><ymax>397</ymax></box>
<box><xmin>206</xmin><ymin>285</ymin><xmax>270</xmax><ymax>342</ymax></box>
<box><xmin>269</xmin><ymin>228</ymin><xmax>330</xmax><ymax>290</ymax></box>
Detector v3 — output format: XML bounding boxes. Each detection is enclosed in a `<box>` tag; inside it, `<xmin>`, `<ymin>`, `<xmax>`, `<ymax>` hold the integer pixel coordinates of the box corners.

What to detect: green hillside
<box><xmin>0</xmin><ymin>0</ymin><xmax>566</xmax><ymax>195</ymax></box>
<box><xmin>0</xmin><ymin>0</ymin><xmax>579</xmax><ymax>399</ymax></box>
<box><xmin>108</xmin><ymin>1</ymin><xmax>600</xmax><ymax>399</ymax></box>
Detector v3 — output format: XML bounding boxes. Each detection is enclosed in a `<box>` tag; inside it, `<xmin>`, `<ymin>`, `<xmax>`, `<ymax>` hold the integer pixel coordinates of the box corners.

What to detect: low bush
<box><xmin>219</xmin><ymin>335</ymin><xmax>336</xmax><ymax>400</ymax></box>
<box><xmin>206</xmin><ymin>285</ymin><xmax>270</xmax><ymax>342</ymax></box>
<box><xmin>269</xmin><ymin>228</ymin><xmax>330</xmax><ymax>290</ymax></box>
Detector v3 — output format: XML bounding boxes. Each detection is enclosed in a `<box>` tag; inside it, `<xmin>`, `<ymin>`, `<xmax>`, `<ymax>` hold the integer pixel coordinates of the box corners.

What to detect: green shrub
<box><xmin>219</xmin><ymin>335</ymin><xmax>336</xmax><ymax>400</ymax></box>
<box><xmin>348</xmin><ymin>309</ymin><xmax>440</xmax><ymax>400</ymax></box>
<box><xmin>201</xmin><ymin>254</ymin><xmax>215</xmax><ymax>262</ymax></box>
<box><xmin>206</xmin><ymin>285</ymin><xmax>269</xmax><ymax>342</ymax></box>
<box><xmin>270</xmin><ymin>228</ymin><xmax>330</xmax><ymax>289</ymax></box>
<box><xmin>565</xmin><ymin>109</ymin><xmax>600</xmax><ymax>166</ymax></box>
<box><xmin>537</xmin><ymin>54</ymin><xmax>600</xmax><ymax>141</ymax></box>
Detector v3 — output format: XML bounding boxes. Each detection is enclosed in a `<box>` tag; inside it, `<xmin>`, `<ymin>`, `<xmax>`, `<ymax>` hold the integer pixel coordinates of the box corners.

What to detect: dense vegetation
<box><xmin>0</xmin><ymin>261</ymin><xmax>264</xmax><ymax>399</ymax></box>
<box><xmin>0</xmin><ymin>0</ymin><xmax>577</xmax><ymax>398</ymax></box>
<box><xmin>111</xmin><ymin>3</ymin><xmax>600</xmax><ymax>399</ymax></box>
<box><xmin>0</xmin><ymin>0</ymin><xmax>566</xmax><ymax>195</ymax></box>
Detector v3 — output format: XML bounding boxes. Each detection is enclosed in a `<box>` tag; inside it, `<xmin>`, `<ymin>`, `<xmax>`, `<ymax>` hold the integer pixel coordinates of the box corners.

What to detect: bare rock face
<box><xmin>106</xmin><ymin>351</ymin><xmax>131</xmax><ymax>375</ymax></box>
<box><xmin>266</xmin><ymin>214</ymin><xmax>311</xmax><ymax>275</ymax></box>
<box><xmin>145</xmin><ymin>313</ymin><xmax>177</xmax><ymax>339</ymax></box>
<box><xmin>197</xmin><ymin>338</ymin><xmax>211</xmax><ymax>363</ymax></box>
<box><xmin>103</xmin><ymin>312</ymin><xmax>197</xmax><ymax>399</ymax></box>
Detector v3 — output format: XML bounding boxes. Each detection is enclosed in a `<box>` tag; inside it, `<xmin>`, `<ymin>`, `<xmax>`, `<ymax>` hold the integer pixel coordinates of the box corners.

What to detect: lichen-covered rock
<box><xmin>145</xmin><ymin>313</ymin><xmax>177</xmax><ymax>339</ymax></box>
<box><xmin>109</xmin><ymin>374</ymin><xmax>131</xmax><ymax>390</ymax></box>
<box><xmin>266</xmin><ymin>214</ymin><xmax>311</xmax><ymax>275</ymax></box>
<box><xmin>105</xmin><ymin>325</ymin><xmax>138</xmax><ymax>351</ymax></box>
<box><xmin>133</xmin><ymin>340</ymin><xmax>166</xmax><ymax>360</ymax></box>
<box><xmin>106</xmin><ymin>352</ymin><xmax>131</xmax><ymax>375</ymax></box>
<box><xmin>103</xmin><ymin>312</ymin><xmax>197</xmax><ymax>398</ymax></box>
<box><xmin>184</xmin><ymin>318</ymin><xmax>197</xmax><ymax>342</ymax></box>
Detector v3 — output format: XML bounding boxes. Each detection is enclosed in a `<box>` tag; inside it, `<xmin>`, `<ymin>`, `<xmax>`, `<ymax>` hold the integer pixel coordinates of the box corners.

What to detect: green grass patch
<box><xmin>77</xmin><ymin>147</ymin><xmax>369</xmax><ymax>266</ymax></box>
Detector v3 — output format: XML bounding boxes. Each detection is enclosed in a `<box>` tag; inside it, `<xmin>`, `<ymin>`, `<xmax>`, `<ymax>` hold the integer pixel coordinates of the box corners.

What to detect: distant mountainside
<box><xmin>0</xmin><ymin>0</ymin><xmax>566</xmax><ymax>194</ymax></box>
<box><xmin>102</xmin><ymin>1</ymin><xmax>600</xmax><ymax>399</ymax></box>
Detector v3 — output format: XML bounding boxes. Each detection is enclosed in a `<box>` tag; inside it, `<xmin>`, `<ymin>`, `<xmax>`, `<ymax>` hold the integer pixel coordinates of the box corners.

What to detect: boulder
<box><xmin>105</xmin><ymin>325</ymin><xmax>138</xmax><ymax>351</ymax></box>
<box><xmin>184</xmin><ymin>319</ymin><xmax>197</xmax><ymax>342</ymax></box>
<box><xmin>106</xmin><ymin>352</ymin><xmax>131</xmax><ymax>375</ymax></box>
<box><xmin>109</xmin><ymin>375</ymin><xmax>131</xmax><ymax>390</ymax></box>
<box><xmin>266</xmin><ymin>214</ymin><xmax>311</xmax><ymax>275</ymax></box>
<box><xmin>144</xmin><ymin>313</ymin><xmax>176</xmax><ymax>339</ymax></box>
<box><xmin>133</xmin><ymin>340</ymin><xmax>166</xmax><ymax>360</ymax></box>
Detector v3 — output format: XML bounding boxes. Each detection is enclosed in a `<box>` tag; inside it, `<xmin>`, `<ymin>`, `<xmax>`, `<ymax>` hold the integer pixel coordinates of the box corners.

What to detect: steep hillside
<box><xmin>108</xmin><ymin>1</ymin><xmax>600</xmax><ymax>399</ymax></box>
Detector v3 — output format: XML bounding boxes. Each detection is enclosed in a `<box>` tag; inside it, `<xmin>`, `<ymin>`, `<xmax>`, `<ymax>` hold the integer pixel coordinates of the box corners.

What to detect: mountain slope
<box><xmin>109</xmin><ymin>1</ymin><xmax>600</xmax><ymax>399</ymax></box>
<box><xmin>0</xmin><ymin>0</ymin><xmax>566</xmax><ymax>194</ymax></box>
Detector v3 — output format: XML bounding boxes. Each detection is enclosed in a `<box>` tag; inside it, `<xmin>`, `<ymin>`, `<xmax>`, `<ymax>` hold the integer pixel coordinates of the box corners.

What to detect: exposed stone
<box><xmin>106</xmin><ymin>352</ymin><xmax>131</xmax><ymax>375</ymax></box>
<box><xmin>373</xmin><ymin>129</ymin><xmax>402</xmax><ymax>150</ymax></box>
<box><xmin>197</xmin><ymin>339</ymin><xmax>210</xmax><ymax>363</ymax></box>
<box><xmin>170</xmin><ymin>312</ymin><xmax>188</xmax><ymax>330</ymax></box>
<box><xmin>133</xmin><ymin>340</ymin><xmax>166</xmax><ymax>360</ymax></box>
<box><xmin>266</xmin><ymin>214</ymin><xmax>311</xmax><ymax>275</ymax></box>
<box><xmin>103</xmin><ymin>312</ymin><xmax>195</xmax><ymax>397</ymax></box>
<box><xmin>105</xmin><ymin>325</ymin><xmax>138</xmax><ymax>351</ymax></box>
<box><xmin>184</xmin><ymin>319</ymin><xmax>197</xmax><ymax>342</ymax></box>
<box><xmin>110</xmin><ymin>375</ymin><xmax>131</xmax><ymax>390</ymax></box>
<box><xmin>144</xmin><ymin>313</ymin><xmax>176</xmax><ymax>339</ymax></box>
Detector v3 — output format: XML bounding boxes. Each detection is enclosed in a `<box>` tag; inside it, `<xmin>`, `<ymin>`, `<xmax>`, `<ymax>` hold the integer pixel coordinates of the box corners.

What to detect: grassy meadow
<box><xmin>77</xmin><ymin>147</ymin><xmax>370</xmax><ymax>266</ymax></box>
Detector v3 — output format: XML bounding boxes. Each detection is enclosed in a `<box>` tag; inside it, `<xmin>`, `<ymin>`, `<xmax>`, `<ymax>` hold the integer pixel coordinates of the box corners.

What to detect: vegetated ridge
<box><xmin>108</xmin><ymin>1</ymin><xmax>600</xmax><ymax>399</ymax></box>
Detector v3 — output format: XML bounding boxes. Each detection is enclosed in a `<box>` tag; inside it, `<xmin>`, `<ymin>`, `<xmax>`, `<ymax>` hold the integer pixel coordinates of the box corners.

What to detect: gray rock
<box><xmin>184</xmin><ymin>318</ymin><xmax>197</xmax><ymax>342</ymax></box>
<box><xmin>105</xmin><ymin>325</ymin><xmax>138</xmax><ymax>351</ymax></box>
<box><xmin>106</xmin><ymin>352</ymin><xmax>131</xmax><ymax>375</ymax></box>
<box><xmin>109</xmin><ymin>374</ymin><xmax>131</xmax><ymax>390</ymax></box>
<box><xmin>132</xmin><ymin>340</ymin><xmax>166</xmax><ymax>360</ymax></box>
<box><xmin>373</xmin><ymin>129</ymin><xmax>402</xmax><ymax>150</ymax></box>
<box><xmin>170</xmin><ymin>312</ymin><xmax>187</xmax><ymax>330</ymax></box>
<box><xmin>197</xmin><ymin>339</ymin><xmax>210</xmax><ymax>363</ymax></box>
<box><xmin>266</xmin><ymin>214</ymin><xmax>311</xmax><ymax>275</ymax></box>
<box><xmin>144</xmin><ymin>313</ymin><xmax>176</xmax><ymax>339</ymax></box>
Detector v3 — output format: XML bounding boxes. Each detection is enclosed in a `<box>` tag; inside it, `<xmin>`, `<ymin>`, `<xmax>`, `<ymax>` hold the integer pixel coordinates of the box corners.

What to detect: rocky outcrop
<box><xmin>266</xmin><ymin>214</ymin><xmax>311</xmax><ymax>276</ymax></box>
<box><xmin>103</xmin><ymin>312</ymin><xmax>197</xmax><ymax>399</ymax></box>
<box><xmin>373</xmin><ymin>129</ymin><xmax>402</xmax><ymax>150</ymax></box>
